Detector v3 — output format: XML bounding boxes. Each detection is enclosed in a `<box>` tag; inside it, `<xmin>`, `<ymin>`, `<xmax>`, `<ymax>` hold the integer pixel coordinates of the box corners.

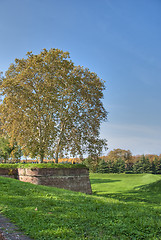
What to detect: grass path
<box><xmin>0</xmin><ymin>174</ymin><xmax>161</xmax><ymax>239</ymax></box>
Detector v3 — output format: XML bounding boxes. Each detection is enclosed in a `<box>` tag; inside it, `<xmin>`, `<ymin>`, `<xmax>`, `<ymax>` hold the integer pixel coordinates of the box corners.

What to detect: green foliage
<box><xmin>0</xmin><ymin>48</ymin><xmax>107</xmax><ymax>163</ymax></box>
<box><xmin>1</xmin><ymin>174</ymin><xmax>161</xmax><ymax>239</ymax></box>
<box><xmin>151</xmin><ymin>158</ymin><xmax>158</xmax><ymax>174</ymax></box>
<box><xmin>10</xmin><ymin>141</ymin><xmax>22</xmax><ymax>161</ymax></box>
<box><xmin>152</xmin><ymin>158</ymin><xmax>161</xmax><ymax>174</ymax></box>
<box><xmin>0</xmin><ymin>136</ymin><xmax>22</xmax><ymax>163</ymax></box>
<box><xmin>93</xmin><ymin>154</ymin><xmax>161</xmax><ymax>174</ymax></box>
<box><xmin>96</xmin><ymin>158</ymin><xmax>125</xmax><ymax>173</ymax></box>
<box><xmin>0</xmin><ymin>136</ymin><xmax>11</xmax><ymax>162</ymax></box>
<box><xmin>113</xmin><ymin>158</ymin><xmax>125</xmax><ymax>173</ymax></box>
<box><xmin>0</xmin><ymin>163</ymin><xmax>86</xmax><ymax>169</ymax></box>
<box><xmin>83</xmin><ymin>156</ymin><xmax>101</xmax><ymax>172</ymax></box>
<box><xmin>106</xmin><ymin>148</ymin><xmax>132</xmax><ymax>162</ymax></box>
<box><xmin>0</xmin><ymin>163</ymin><xmax>19</xmax><ymax>168</ymax></box>
<box><xmin>96</xmin><ymin>159</ymin><xmax>108</xmax><ymax>173</ymax></box>
<box><xmin>133</xmin><ymin>155</ymin><xmax>151</xmax><ymax>173</ymax></box>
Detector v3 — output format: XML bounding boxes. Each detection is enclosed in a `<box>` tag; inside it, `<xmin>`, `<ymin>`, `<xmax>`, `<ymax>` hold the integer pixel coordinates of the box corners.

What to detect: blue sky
<box><xmin>1</xmin><ymin>0</ymin><xmax>161</xmax><ymax>156</ymax></box>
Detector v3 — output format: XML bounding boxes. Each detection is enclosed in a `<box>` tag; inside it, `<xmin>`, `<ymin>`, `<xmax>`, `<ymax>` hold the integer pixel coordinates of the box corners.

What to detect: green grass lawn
<box><xmin>0</xmin><ymin>174</ymin><xmax>161</xmax><ymax>239</ymax></box>
<box><xmin>90</xmin><ymin>173</ymin><xmax>161</xmax><ymax>194</ymax></box>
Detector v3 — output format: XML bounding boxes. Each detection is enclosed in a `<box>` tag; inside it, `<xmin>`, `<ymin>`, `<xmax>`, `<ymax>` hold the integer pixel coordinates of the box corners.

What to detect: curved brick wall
<box><xmin>5</xmin><ymin>167</ymin><xmax>92</xmax><ymax>194</ymax></box>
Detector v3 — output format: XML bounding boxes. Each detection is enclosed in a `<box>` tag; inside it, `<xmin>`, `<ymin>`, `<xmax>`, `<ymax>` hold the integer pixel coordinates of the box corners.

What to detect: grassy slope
<box><xmin>90</xmin><ymin>173</ymin><xmax>161</xmax><ymax>194</ymax></box>
<box><xmin>0</xmin><ymin>174</ymin><xmax>161</xmax><ymax>239</ymax></box>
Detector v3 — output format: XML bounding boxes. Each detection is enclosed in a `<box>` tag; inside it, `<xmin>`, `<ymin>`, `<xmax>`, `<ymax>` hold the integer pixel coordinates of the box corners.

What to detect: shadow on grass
<box><xmin>1</xmin><ymin>177</ymin><xmax>161</xmax><ymax>239</ymax></box>
<box><xmin>94</xmin><ymin>180</ymin><xmax>161</xmax><ymax>205</ymax></box>
<box><xmin>90</xmin><ymin>178</ymin><xmax>121</xmax><ymax>184</ymax></box>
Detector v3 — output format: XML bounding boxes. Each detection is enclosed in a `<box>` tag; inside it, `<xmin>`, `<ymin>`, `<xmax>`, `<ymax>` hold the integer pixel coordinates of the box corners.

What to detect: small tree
<box><xmin>84</xmin><ymin>156</ymin><xmax>102</xmax><ymax>173</ymax></box>
<box><xmin>0</xmin><ymin>136</ymin><xmax>11</xmax><ymax>162</ymax></box>
<box><xmin>10</xmin><ymin>141</ymin><xmax>22</xmax><ymax>162</ymax></box>
<box><xmin>0</xmin><ymin>136</ymin><xmax>22</xmax><ymax>162</ymax></box>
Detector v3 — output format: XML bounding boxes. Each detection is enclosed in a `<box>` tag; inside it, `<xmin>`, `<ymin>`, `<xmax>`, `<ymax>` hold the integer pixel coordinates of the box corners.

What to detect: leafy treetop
<box><xmin>0</xmin><ymin>48</ymin><xmax>107</xmax><ymax>163</ymax></box>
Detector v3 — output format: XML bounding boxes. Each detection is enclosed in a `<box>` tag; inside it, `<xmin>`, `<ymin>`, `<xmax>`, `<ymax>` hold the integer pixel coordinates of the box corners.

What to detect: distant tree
<box><xmin>107</xmin><ymin>149</ymin><xmax>132</xmax><ymax>168</ymax></box>
<box><xmin>113</xmin><ymin>158</ymin><xmax>125</xmax><ymax>173</ymax></box>
<box><xmin>106</xmin><ymin>159</ymin><xmax>115</xmax><ymax>173</ymax></box>
<box><xmin>133</xmin><ymin>155</ymin><xmax>151</xmax><ymax>173</ymax></box>
<box><xmin>84</xmin><ymin>156</ymin><xmax>102</xmax><ymax>173</ymax></box>
<box><xmin>97</xmin><ymin>159</ymin><xmax>108</xmax><ymax>173</ymax></box>
<box><xmin>155</xmin><ymin>158</ymin><xmax>161</xmax><ymax>174</ymax></box>
<box><xmin>151</xmin><ymin>157</ymin><xmax>158</xmax><ymax>174</ymax></box>
<box><xmin>0</xmin><ymin>49</ymin><xmax>107</xmax><ymax>163</ymax></box>
<box><xmin>145</xmin><ymin>154</ymin><xmax>158</xmax><ymax>163</ymax></box>
<box><xmin>96</xmin><ymin>158</ymin><xmax>126</xmax><ymax>174</ymax></box>
<box><xmin>105</xmin><ymin>149</ymin><xmax>132</xmax><ymax>172</ymax></box>
<box><xmin>107</xmin><ymin>149</ymin><xmax>131</xmax><ymax>160</ymax></box>
<box><xmin>142</xmin><ymin>155</ymin><xmax>151</xmax><ymax>173</ymax></box>
<box><xmin>133</xmin><ymin>160</ymin><xmax>143</xmax><ymax>173</ymax></box>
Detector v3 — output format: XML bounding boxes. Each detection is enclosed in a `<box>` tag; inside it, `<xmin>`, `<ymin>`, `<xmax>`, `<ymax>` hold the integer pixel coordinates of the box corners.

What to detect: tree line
<box><xmin>84</xmin><ymin>148</ymin><xmax>161</xmax><ymax>174</ymax></box>
<box><xmin>1</xmin><ymin>140</ymin><xmax>161</xmax><ymax>175</ymax></box>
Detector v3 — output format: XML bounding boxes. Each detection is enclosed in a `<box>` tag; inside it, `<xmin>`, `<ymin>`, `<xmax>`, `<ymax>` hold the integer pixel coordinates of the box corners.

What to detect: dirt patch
<box><xmin>0</xmin><ymin>214</ymin><xmax>33</xmax><ymax>240</ymax></box>
<box><xmin>0</xmin><ymin>231</ymin><xmax>6</xmax><ymax>240</ymax></box>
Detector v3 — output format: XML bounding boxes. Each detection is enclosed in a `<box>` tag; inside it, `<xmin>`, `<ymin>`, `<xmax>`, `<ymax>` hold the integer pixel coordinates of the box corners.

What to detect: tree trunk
<box><xmin>39</xmin><ymin>155</ymin><xmax>44</xmax><ymax>163</ymax></box>
<box><xmin>39</xmin><ymin>149</ymin><xmax>44</xmax><ymax>163</ymax></box>
<box><xmin>55</xmin><ymin>151</ymin><xmax>58</xmax><ymax>163</ymax></box>
<box><xmin>55</xmin><ymin>122</ymin><xmax>65</xmax><ymax>164</ymax></box>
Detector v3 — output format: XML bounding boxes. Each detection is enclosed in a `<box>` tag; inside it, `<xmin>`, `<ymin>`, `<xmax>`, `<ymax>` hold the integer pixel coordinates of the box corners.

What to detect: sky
<box><xmin>0</xmin><ymin>0</ymin><xmax>161</xmax><ymax>156</ymax></box>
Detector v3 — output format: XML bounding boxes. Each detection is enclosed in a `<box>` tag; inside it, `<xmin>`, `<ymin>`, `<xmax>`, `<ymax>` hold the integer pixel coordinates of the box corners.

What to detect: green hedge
<box><xmin>0</xmin><ymin>163</ymin><xmax>19</xmax><ymax>169</ymax></box>
<box><xmin>0</xmin><ymin>163</ymin><xmax>86</xmax><ymax>169</ymax></box>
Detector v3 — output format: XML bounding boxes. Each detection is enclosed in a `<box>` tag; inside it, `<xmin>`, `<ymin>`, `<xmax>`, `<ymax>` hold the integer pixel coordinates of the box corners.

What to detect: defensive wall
<box><xmin>0</xmin><ymin>167</ymin><xmax>92</xmax><ymax>194</ymax></box>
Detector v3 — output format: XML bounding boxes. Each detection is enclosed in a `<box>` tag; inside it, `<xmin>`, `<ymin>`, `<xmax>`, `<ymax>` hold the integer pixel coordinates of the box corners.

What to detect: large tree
<box><xmin>0</xmin><ymin>48</ymin><xmax>107</xmax><ymax>163</ymax></box>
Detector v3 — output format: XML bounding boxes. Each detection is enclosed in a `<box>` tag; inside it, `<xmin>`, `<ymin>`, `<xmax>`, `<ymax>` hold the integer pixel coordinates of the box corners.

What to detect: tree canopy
<box><xmin>0</xmin><ymin>48</ymin><xmax>107</xmax><ymax>163</ymax></box>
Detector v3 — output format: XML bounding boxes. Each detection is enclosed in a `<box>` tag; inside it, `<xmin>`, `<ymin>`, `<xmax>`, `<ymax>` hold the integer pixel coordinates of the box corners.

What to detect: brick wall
<box><xmin>0</xmin><ymin>167</ymin><xmax>92</xmax><ymax>194</ymax></box>
<box><xmin>0</xmin><ymin>168</ymin><xmax>18</xmax><ymax>179</ymax></box>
